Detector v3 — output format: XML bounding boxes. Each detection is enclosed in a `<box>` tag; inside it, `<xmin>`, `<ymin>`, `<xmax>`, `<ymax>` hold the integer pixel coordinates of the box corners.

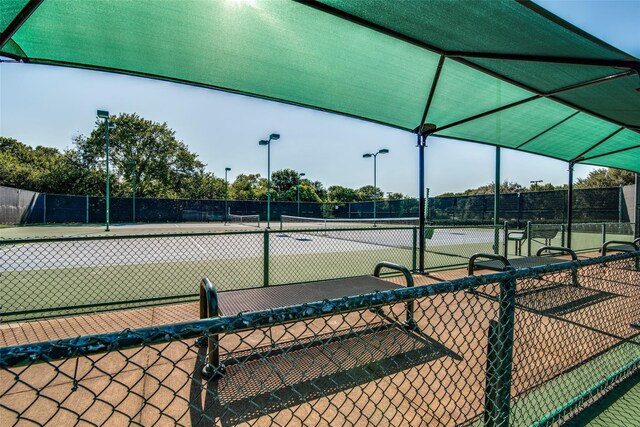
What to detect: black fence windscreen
<box><xmin>8</xmin><ymin>186</ymin><xmax>630</xmax><ymax>226</ymax></box>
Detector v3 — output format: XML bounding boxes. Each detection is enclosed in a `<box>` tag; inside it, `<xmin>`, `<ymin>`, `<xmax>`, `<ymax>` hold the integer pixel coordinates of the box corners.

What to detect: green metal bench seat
<box><xmin>468</xmin><ymin>246</ymin><xmax>579</xmax><ymax>288</ymax></box>
<box><xmin>198</xmin><ymin>261</ymin><xmax>416</xmax><ymax>378</ymax></box>
<box><xmin>507</xmin><ymin>227</ymin><xmax>560</xmax><ymax>256</ymax></box>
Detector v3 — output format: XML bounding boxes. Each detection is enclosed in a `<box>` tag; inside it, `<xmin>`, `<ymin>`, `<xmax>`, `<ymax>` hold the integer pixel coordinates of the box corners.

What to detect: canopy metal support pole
<box><xmin>567</xmin><ymin>162</ymin><xmax>575</xmax><ymax>248</ymax></box>
<box><xmin>494</xmin><ymin>147</ymin><xmax>501</xmax><ymax>254</ymax></box>
<box><xmin>418</xmin><ymin>133</ymin><xmax>427</xmax><ymax>273</ymax></box>
<box><xmin>635</xmin><ymin>173</ymin><xmax>640</xmax><ymax>239</ymax></box>
<box><xmin>416</xmin><ymin>124</ymin><xmax>436</xmax><ymax>274</ymax></box>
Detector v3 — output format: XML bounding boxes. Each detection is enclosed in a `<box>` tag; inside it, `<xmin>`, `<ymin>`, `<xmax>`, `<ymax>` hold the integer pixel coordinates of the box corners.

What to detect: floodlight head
<box><xmin>269</xmin><ymin>133</ymin><xmax>280</xmax><ymax>140</ymax></box>
<box><xmin>97</xmin><ymin>110</ymin><xmax>109</xmax><ymax>119</ymax></box>
<box><xmin>378</xmin><ymin>148</ymin><xmax>389</xmax><ymax>154</ymax></box>
<box><xmin>300</xmin><ymin>172</ymin><xmax>306</xmax><ymax>177</ymax></box>
<box><xmin>225</xmin><ymin>167</ymin><xmax>231</xmax><ymax>171</ymax></box>
<box><xmin>259</xmin><ymin>140</ymin><xmax>269</xmax><ymax>146</ymax></box>
<box><xmin>108</xmin><ymin>122</ymin><xmax>116</xmax><ymax>130</ymax></box>
<box><xmin>414</xmin><ymin>123</ymin><xmax>437</xmax><ymax>136</ymax></box>
<box><xmin>363</xmin><ymin>153</ymin><xmax>373</xmax><ymax>158</ymax></box>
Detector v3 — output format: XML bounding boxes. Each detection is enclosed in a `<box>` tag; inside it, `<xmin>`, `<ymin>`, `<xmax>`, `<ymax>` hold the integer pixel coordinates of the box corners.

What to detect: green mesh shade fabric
<box><xmin>2</xmin><ymin>0</ymin><xmax>639</xmax><ymax>172</ymax></box>
<box><xmin>435</xmin><ymin>98</ymin><xmax>576</xmax><ymax>150</ymax></box>
<box><xmin>581</xmin><ymin>129</ymin><xmax>640</xmax><ymax>159</ymax></box>
<box><xmin>0</xmin><ymin>0</ymin><xmax>29</xmax><ymax>34</ymax></box>
<box><xmin>521</xmin><ymin>114</ymin><xmax>621</xmax><ymax>161</ymax></box>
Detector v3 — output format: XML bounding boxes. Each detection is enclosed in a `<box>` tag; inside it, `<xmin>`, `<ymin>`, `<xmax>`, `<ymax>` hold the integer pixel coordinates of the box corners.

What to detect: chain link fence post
<box><xmin>412</xmin><ymin>227</ymin><xmax>417</xmax><ymax>272</ymax></box>
<box><xmin>485</xmin><ymin>272</ymin><xmax>517</xmax><ymax>426</ymax></box>
<box><xmin>263</xmin><ymin>229</ymin><xmax>269</xmax><ymax>287</ymax></box>
<box><xmin>502</xmin><ymin>221</ymin><xmax>509</xmax><ymax>257</ymax></box>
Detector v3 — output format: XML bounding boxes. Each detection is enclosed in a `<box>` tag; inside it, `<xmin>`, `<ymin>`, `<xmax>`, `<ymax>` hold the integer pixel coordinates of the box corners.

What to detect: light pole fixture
<box><xmin>224</xmin><ymin>167</ymin><xmax>231</xmax><ymax>224</ymax></box>
<box><xmin>530</xmin><ymin>180</ymin><xmax>543</xmax><ymax>191</ymax></box>
<box><xmin>97</xmin><ymin>110</ymin><xmax>115</xmax><ymax>231</ymax></box>
<box><xmin>130</xmin><ymin>159</ymin><xmax>137</xmax><ymax>223</ymax></box>
<box><xmin>363</xmin><ymin>148</ymin><xmax>389</xmax><ymax>225</ymax></box>
<box><xmin>297</xmin><ymin>172</ymin><xmax>306</xmax><ymax>216</ymax></box>
<box><xmin>259</xmin><ymin>133</ymin><xmax>280</xmax><ymax>229</ymax></box>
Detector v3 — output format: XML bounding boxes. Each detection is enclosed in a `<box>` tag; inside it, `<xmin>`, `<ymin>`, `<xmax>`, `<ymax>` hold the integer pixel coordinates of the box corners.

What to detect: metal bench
<box><xmin>507</xmin><ymin>226</ymin><xmax>559</xmax><ymax>256</ymax></box>
<box><xmin>468</xmin><ymin>246</ymin><xmax>578</xmax><ymax>286</ymax></box>
<box><xmin>198</xmin><ymin>261</ymin><xmax>416</xmax><ymax>378</ymax></box>
<box><xmin>601</xmin><ymin>239</ymin><xmax>640</xmax><ymax>271</ymax></box>
<box><xmin>601</xmin><ymin>238</ymin><xmax>640</xmax><ymax>255</ymax></box>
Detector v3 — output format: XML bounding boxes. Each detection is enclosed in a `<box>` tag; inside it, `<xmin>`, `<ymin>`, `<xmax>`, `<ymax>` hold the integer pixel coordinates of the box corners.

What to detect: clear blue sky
<box><xmin>1</xmin><ymin>1</ymin><xmax>638</xmax><ymax>197</ymax></box>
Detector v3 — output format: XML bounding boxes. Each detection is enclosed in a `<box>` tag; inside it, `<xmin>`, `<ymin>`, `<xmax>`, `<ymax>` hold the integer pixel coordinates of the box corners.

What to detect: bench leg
<box><xmin>202</xmin><ymin>334</ymin><xmax>224</xmax><ymax>379</ymax></box>
<box><xmin>404</xmin><ymin>300</ymin><xmax>418</xmax><ymax>330</ymax></box>
<box><xmin>514</xmin><ymin>240</ymin><xmax>523</xmax><ymax>256</ymax></box>
<box><xmin>199</xmin><ymin>278</ymin><xmax>224</xmax><ymax>379</ymax></box>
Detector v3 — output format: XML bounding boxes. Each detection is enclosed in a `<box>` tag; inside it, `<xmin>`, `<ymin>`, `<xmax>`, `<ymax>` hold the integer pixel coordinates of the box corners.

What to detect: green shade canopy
<box><xmin>2</xmin><ymin>0</ymin><xmax>639</xmax><ymax>172</ymax></box>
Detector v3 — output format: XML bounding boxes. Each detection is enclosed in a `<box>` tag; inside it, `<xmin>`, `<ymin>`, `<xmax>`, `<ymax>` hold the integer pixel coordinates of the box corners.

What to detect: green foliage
<box><xmin>0</xmin><ymin>137</ymin><xmax>105</xmax><ymax>194</ymax></box>
<box><xmin>327</xmin><ymin>185</ymin><xmax>359</xmax><ymax>203</ymax></box>
<box><xmin>73</xmin><ymin>113</ymin><xmax>205</xmax><ymax>198</ymax></box>
<box><xmin>181</xmin><ymin>173</ymin><xmax>227</xmax><ymax>200</ymax></box>
<box><xmin>386</xmin><ymin>192</ymin><xmax>406</xmax><ymax>200</ymax></box>
<box><xmin>439</xmin><ymin>180</ymin><xmax>567</xmax><ymax>197</ymax></box>
<box><xmin>229</xmin><ymin>174</ymin><xmax>266</xmax><ymax>201</ymax></box>
<box><xmin>575</xmin><ymin>168</ymin><xmax>635</xmax><ymax>189</ymax></box>
<box><xmin>271</xmin><ymin>169</ymin><xmax>300</xmax><ymax>194</ymax></box>
<box><xmin>357</xmin><ymin>185</ymin><xmax>384</xmax><ymax>201</ymax></box>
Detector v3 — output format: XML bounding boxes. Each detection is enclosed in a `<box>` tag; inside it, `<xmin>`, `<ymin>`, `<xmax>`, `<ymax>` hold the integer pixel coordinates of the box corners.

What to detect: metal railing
<box><xmin>0</xmin><ymin>251</ymin><xmax>638</xmax><ymax>425</ymax></box>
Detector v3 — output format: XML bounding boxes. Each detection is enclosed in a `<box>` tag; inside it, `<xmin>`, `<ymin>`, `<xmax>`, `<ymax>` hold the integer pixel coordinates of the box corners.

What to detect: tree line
<box><xmin>0</xmin><ymin>113</ymin><xmax>408</xmax><ymax>203</ymax></box>
<box><xmin>1</xmin><ymin>112</ymin><xmax>635</xmax><ymax>202</ymax></box>
<box><xmin>438</xmin><ymin>170</ymin><xmax>635</xmax><ymax>197</ymax></box>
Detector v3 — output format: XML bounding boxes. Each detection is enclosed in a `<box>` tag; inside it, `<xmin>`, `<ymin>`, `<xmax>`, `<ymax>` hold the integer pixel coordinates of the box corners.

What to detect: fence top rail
<box><xmin>0</xmin><ymin>250</ymin><xmax>637</xmax><ymax>369</ymax></box>
<box><xmin>0</xmin><ymin>225</ymin><xmax>428</xmax><ymax>245</ymax></box>
<box><xmin>0</xmin><ymin>230</ymin><xmax>263</xmax><ymax>244</ymax></box>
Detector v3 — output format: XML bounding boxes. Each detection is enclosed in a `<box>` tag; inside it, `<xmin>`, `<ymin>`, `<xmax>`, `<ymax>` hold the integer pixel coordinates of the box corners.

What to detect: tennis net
<box><xmin>228</xmin><ymin>214</ymin><xmax>261</xmax><ymax>227</ymax></box>
<box><xmin>280</xmin><ymin>215</ymin><xmax>419</xmax><ymax>229</ymax></box>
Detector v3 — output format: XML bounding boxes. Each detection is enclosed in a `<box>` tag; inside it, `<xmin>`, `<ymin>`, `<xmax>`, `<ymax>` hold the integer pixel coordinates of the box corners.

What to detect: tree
<box><xmin>439</xmin><ymin>181</ymin><xmax>525</xmax><ymax>197</ymax></box>
<box><xmin>327</xmin><ymin>185</ymin><xmax>359</xmax><ymax>203</ymax></box>
<box><xmin>0</xmin><ymin>137</ymin><xmax>104</xmax><ymax>194</ymax></box>
<box><xmin>576</xmin><ymin>168</ymin><xmax>635</xmax><ymax>188</ymax></box>
<box><xmin>73</xmin><ymin>113</ymin><xmax>205</xmax><ymax>198</ymax></box>
<box><xmin>386</xmin><ymin>192</ymin><xmax>406</xmax><ymax>200</ymax></box>
<box><xmin>311</xmin><ymin>180</ymin><xmax>327</xmax><ymax>201</ymax></box>
<box><xmin>279</xmin><ymin>183</ymin><xmax>322</xmax><ymax>202</ymax></box>
<box><xmin>357</xmin><ymin>185</ymin><xmax>383</xmax><ymax>201</ymax></box>
<box><xmin>181</xmin><ymin>173</ymin><xmax>227</xmax><ymax>200</ymax></box>
<box><xmin>271</xmin><ymin>169</ymin><xmax>300</xmax><ymax>195</ymax></box>
<box><xmin>229</xmin><ymin>174</ymin><xmax>266</xmax><ymax>200</ymax></box>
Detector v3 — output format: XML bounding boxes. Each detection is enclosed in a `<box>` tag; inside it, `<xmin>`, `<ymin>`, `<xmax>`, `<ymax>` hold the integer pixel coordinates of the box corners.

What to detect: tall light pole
<box><xmin>224</xmin><ymin>167</ymin><xmax>231</xmax><ymax>224</ymax></box>
<box><xmin>130</xmin><ymin>159</ymin><xmax>137</xmax><ymax>223</ymax></box>
<box><xmin>259</xmin><ymin>133</ymin><xmax>280</xmax><ymax>229</ymax></box>
<box><xmin>97</xmin><ymin>110</ymin><xmax>115</xmax><ymax>231</ymax></box>
<box><xmin>530</xmin><ymin>180</ymin><xmax>543</xmax><ymax>191</ymax></box>
<box><xmin>363</xmin><ymin>148</ymin><xmax>389</xmax><ymax>225</ymax></box>
<box><xmin>297</xmin><ymin>172</ymin><xmax>306</xmax><ymax>216</ymax></box>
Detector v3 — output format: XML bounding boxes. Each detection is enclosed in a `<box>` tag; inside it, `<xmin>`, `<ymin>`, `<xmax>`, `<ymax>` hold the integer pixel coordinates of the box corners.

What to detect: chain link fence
<box><xmin>0</xmin><ymin>227</ymin><xmax>418</xmax><ymax>322</ymax></box>
<box><xmin>1</xmin><ymin>252</ymin><xmax>638</xmax><ymax>425</ymax></box>
<box><xmin>4</xmin><ymin>221</ymin><xmax>638</xmax><ymax>324</ymax></box>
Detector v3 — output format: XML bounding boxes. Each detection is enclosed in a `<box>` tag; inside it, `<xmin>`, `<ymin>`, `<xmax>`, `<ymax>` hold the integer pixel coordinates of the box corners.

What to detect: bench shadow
<box><xmin>472</xmin><ymin>279</ymin><xmax>619</xmax><ymax>318</ymax></box>
<box><xmin>188</xmin><ymin>324</ymin><xmax>460</xmax><ymax>426</ymax></box>
<box><xmin>514</xmin><ymin>283</ymin><xmax>619</xmax><ymax>317</ymax></box>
